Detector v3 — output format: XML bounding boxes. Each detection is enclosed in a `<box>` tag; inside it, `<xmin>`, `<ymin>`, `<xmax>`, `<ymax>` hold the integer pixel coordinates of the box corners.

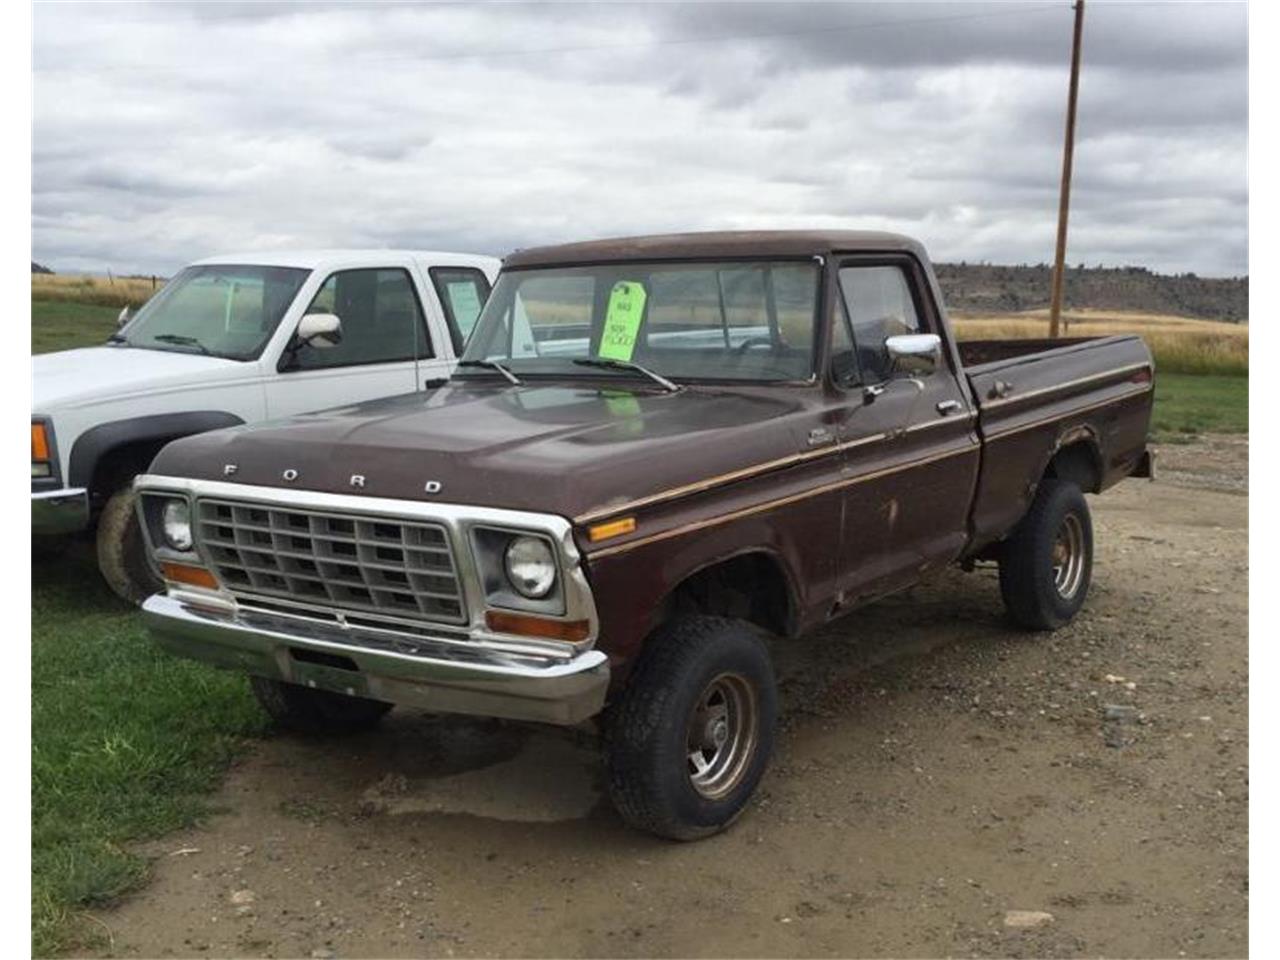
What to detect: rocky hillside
<box><xmin>934</xmin><ymin>263</ymin><xmax>1248</xmax><ymax>322</ymax></box>
<box><xmin>31</xmin><ymin>261</ymin><xmax>53</xmax><ymax>274</ymax></box>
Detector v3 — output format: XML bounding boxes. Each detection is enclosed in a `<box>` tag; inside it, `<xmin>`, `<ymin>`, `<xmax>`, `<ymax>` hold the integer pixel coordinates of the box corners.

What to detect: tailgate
<box><xmin>963</xmin><ymin>335</ymin><xmax>1155</xmax><ymax>548</ymax></box>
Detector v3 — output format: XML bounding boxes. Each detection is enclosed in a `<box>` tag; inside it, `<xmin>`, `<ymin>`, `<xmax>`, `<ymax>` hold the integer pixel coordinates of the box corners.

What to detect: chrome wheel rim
<box><xmin>686</xmin><ymin>673</ymin><xmax>758</xmax><ymax>800</ymax></box>
<box><xmin>1051</xmin><ymin>513</ymin><xmax>1086</xmax><ymax>599</ymax></box>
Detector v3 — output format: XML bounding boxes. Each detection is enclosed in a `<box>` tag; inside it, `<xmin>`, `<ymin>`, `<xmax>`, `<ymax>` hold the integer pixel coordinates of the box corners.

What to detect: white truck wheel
<box><xmin>95</xmin><ymin>485</ymin><xmax>163</xmax><ymax>605</ymax></box>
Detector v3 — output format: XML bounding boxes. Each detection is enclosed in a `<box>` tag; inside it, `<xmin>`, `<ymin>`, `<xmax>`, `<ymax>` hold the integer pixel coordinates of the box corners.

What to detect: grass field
<box><xmin>32</xmin><ymin>273</ymin><xmax>160</xmax><ymax>310</ymax></box>
<box><xmin>951</xmin><ymin>308</ymin><xmax>1248</xmax><ymax>376</ymax></box>
<box><xmin>32</xmin><ymin>545</ymin><xmax>266</xmax><ymax>955</ymax></box>
<box><xmin>1150</xmin><ymin>373</ymin><xmax>1248</xmax><ymax>438</ymax></box>
<box><xmin>32</xmin><ymin>300</ymin><xmax>120</xmax><ymax>354</ymax></box>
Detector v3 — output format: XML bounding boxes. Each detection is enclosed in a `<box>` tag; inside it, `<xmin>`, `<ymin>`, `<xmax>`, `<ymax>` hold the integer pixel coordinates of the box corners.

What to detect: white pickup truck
<box><xmin>32</xmin><ymin>249</ymin><xmax>499</xmax><ymax>602</ymax></box>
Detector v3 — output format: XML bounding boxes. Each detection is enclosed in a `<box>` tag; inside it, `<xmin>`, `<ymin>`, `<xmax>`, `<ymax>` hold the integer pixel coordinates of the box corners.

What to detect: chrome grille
<box><xmin>194</xmin><ymin>498</ymin><xmax>466</xmax><ymax>624</ymax></box>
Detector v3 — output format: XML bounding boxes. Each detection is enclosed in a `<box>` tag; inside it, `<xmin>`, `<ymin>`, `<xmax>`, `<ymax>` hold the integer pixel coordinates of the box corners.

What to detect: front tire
<box><xmin>96</xmin><ymin>485</ymin><xmax>163</xmax><ymax>605</ymax></box>
<box><xmin>998</xmin><ymin>478</ymin><xmax>1094</xmax><ymax>630</ymax></box>
<box><xmin>250</xmin><ymin>677</ymin><xmax>393</xmax><ymax>736</ymax></box>
<box><xmin>605</xmin><ymin>615</ymin><xmax>777</xmax><ymax>841</ymax></box>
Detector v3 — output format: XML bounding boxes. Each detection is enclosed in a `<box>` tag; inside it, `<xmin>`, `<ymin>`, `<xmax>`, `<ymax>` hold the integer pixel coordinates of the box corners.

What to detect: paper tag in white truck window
<box><xmin>446</xmin><ymin>281</ymin><xmax>484</xmax><ymax>336</ymax></box>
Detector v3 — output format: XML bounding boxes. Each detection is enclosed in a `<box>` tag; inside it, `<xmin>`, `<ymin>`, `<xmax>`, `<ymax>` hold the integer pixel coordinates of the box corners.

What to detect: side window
<box><xmin>836</xmin><ymin>264</ymin><xmax>922</xmax><ymax>384</ymax></box>
<box><xmin>290</xmin><ymin>268</ymin><xmax>432</xmax><ymax>371</ymax></box>
<box><xmin>430</xmin><ymin>267</ymin><xmax>492</xmax><ymax>354</ymax></box>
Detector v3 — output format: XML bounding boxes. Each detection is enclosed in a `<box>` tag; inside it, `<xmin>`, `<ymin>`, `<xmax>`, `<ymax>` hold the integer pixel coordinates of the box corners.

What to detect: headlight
<box><xmin>161</xmin><ymin>499</ymin><xmax>193</xmax><ymax>551</ymax></box>
<box><xmin>503</xmin><ymin>536</ymin><xmax>556</xmax><ymax>599</ymax></box>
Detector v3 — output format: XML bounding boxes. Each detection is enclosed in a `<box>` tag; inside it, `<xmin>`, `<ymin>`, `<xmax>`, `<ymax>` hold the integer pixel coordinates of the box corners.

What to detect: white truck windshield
<box><xmin>119</xmin><ymin>264</ymin><xmax>310</xmax><ymax>360</ymax></box>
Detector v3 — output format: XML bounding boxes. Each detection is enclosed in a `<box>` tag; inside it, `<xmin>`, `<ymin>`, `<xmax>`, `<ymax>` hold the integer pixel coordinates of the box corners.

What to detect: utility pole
<box><xmin>1049</xmin><ymin>0</ymin><xmax>1085</xmax><ymax>339</ymax></box>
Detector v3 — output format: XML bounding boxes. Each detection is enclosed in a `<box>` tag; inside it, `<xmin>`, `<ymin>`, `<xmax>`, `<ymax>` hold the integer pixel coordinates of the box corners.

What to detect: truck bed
<box><xmin>957</xmin><ymin>335</ymin><xmax>1114</xmax><ymax>371</ymax></box>
<box><xmin>958</xmin><ymin>334</ymin><xmax>1155</xmax><ymax>551</ymax></box>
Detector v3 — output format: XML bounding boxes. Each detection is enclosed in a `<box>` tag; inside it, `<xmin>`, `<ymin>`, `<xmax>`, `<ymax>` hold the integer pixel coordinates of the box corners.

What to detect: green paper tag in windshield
<box><xmin>598</xmin><ymin>281</ymin><xmax>647</xmax><ymax>361</ymax></box>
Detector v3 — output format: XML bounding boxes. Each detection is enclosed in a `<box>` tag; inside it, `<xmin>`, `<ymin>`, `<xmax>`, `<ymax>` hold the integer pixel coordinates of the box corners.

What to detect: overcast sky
<box><xmin>32</xmin><ymin>1</ymin><xmax>1248</xmax><ymax>277</ymax></box>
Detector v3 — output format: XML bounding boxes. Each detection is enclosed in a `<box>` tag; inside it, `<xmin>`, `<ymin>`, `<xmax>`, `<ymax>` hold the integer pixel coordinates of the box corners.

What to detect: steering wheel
<box><xmin>735</xmin><ymin>336</ymin><xmax>775</xmax><ymax>354</ymax></box>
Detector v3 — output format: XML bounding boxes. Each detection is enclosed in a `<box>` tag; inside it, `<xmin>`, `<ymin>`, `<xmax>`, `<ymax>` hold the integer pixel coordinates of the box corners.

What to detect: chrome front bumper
<box><xmin>142</xmin><ymin>594</ymin><xmax>611</xmax><ymax>726</ymax></box>
<box><xmin>32</xmin><ymin>487</ymin><xmax>90</xmax><ymax>535</ymax></box>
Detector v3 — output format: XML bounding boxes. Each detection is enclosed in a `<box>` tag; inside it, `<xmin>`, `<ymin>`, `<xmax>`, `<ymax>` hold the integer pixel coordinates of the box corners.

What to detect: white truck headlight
<box><xmin>161</xmin><ymin>498</ymin><xmax>193</xmax><ymax>551</ymax></box>
<box><xmin>504</xmin><ymin>535</ymin><xmax>557</xmax><ymax>599</ymax></box>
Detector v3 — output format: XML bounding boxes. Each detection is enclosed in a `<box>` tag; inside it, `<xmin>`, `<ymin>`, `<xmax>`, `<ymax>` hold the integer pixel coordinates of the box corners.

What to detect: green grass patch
<box><xmin>32</xmin><ymin>545</ymin><xmax>266</xmax><ymax>955</ymax></box>
<box><xmin>32</xmin><ymin>300</ymin><xmax>120</xmax><ymax>355</ymax></box>
<box><xmin>1151</xmin><ymin>373</ymin><xmax>1248</xmax><ymax>440</ymax></box>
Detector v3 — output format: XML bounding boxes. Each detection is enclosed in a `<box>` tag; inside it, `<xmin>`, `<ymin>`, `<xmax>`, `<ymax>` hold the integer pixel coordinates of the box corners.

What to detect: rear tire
<box><xmin>605</xmin><ymin>615</ymin><xmax>777</xmax><ymax>841</ymax></box>
<box><xmin>250</xmin><ymin>677</ymin><xmax>393</xmax><ymax>736</ymax></box>
<box><xmin>96</xmin><ymin>484</ymin><xmax>163</xmax><ymax>605</ymax></box>
<box><xmin>998</xmin><ymin>478</ymin><xmax>1093</xmax><ymax>631</ymax></box>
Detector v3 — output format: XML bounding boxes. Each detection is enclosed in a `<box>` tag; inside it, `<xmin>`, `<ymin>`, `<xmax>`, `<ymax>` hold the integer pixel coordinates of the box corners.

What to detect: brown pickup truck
<box><xmin>135</xmin><ymin>231</ymin><xmax>1155</xmax><ymax>839</ymax></box>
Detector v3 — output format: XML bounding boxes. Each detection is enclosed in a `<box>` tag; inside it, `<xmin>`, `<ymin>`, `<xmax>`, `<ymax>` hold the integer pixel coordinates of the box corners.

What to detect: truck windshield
<box><xmin>458</xmin><ymin>260</ymin><xmax>819</xmax><ymax>383</ymax></box>
<box><xmin>118</xmin><ymin>264</ymin><xmax>310</xmax><ymax>360</ymax></box>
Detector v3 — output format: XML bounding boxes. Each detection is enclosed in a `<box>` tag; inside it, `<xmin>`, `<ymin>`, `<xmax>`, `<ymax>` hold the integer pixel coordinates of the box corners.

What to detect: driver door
<box><xmin>832</xmin><ymin>258</ymin><xmax>978</xmax><ymax>604</ymax></box>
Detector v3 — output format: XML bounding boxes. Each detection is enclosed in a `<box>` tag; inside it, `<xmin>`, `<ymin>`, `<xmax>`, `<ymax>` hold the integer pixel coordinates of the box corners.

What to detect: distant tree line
<box><xmin>934</xmin><ymin>262</ymin><xmax>1248</xmax><ymax>322</ymax></box>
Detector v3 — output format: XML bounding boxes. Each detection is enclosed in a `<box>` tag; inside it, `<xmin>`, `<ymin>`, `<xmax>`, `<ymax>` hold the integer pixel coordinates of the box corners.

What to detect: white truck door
<box><xmin>264</xmin><ymin>265</ymin><xmax>437</xmax><ymax>418</ymax></box>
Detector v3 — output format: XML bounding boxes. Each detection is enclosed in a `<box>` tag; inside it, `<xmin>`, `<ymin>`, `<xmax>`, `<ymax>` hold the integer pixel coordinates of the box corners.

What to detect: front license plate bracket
<box><xmin>288</xmin><ymin>653</ymin><xmax>369</xmax><ymax>699</ymax></box>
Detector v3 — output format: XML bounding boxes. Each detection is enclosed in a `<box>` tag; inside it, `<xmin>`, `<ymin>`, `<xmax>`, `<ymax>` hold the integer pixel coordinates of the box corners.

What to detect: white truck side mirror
<box><xmin>886</xmin><ymin>333</ymin><xmax>942</xmax><ymax>376</ymax></box>
<box><xmin>117</xmin><ymin>306</ymin><xmax>131</xmax><ymax>328</ymax></box>
<box><xmin>296</xmin><ymin>313</ymin><xmax>343</xmax><ymax>349</ymax></box>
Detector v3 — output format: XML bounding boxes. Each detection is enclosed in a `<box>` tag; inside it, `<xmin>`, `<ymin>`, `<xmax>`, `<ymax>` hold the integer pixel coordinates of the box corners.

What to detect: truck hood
<box><xmin>149</xmin><ymin>379</ymin><xmax>811</xmax><ymax>520</ymax></box>
<box><xmin>32</xmin><ymin>346</ymin><xmax>251</xmax><ymax>412</ymax></box>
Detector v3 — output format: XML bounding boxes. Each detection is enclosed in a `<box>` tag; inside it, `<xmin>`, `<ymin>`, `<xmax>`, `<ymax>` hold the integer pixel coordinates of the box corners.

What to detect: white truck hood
<box><xmin>32</xmin><ymin>346</ymin><xmax>255</xmax><ymax>413</ymax></box>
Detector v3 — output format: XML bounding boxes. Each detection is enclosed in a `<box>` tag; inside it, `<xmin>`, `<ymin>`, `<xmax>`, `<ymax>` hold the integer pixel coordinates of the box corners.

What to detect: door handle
<box><xmin>936</xmin><ymin>400</ymin><xmax>962</xmax><ymax>415</ymax></box>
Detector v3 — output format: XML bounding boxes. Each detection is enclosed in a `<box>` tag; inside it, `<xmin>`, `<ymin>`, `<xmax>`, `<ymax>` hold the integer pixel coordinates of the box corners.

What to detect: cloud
<box><xmin>32</xmin><ymin>1</ymin><xmax>1247</xmax><ymax>277</ymax></box>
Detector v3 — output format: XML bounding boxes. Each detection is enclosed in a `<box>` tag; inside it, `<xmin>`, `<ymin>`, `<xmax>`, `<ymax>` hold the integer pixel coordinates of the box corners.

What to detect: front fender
<box><xmin>68</xmin><ymin>411</ymin><xmax>245</xmax><ymax>490</ymax></box>
<box><xmin>582</xmin><ymin>506</ymin><xmax>827</xmax><ymax>687</ymax></box>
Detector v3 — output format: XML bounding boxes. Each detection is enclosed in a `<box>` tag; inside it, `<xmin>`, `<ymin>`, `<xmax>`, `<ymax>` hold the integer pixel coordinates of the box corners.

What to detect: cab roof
<box><xmin>190</xmin><ymin>249</ymin><xmax>500</xmax><ymax>273</ymax></box>
<box><xmin>502</xmin><ymin>230</ymin><xmax>928</xmax><ymax>269</ymax></box>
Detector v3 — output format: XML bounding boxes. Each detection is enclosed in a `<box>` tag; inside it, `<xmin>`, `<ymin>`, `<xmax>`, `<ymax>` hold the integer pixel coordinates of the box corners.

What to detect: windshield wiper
<box><xmin>152</xmin><ymin>333</ymin><xmax>211</xmax><ymax>355</ymax></box>
<box><xmin>106</xmin><ymin>333</ymin><xmax>129</xmax><ymax>345</ymax></box>
<box><xmin>573</xmin><ymin>358</ymin><xmax>680</xmax><ymax>393</ymax></box>
<box><xmin>457</xmin><ymin>358</ymin><xmax>521</xmax><ymax>385</ymax></box>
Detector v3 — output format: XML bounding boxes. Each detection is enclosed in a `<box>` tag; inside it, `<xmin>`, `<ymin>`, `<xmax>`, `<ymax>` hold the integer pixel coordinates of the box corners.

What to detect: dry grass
<box><xmin>32</xmin><ymin>273</ymin><xmax>162</xmax><ymax>310</ymax></box>
<box><xmin>950</xmin><ymin>308</ymin><xmax>1248</xmax><ymax>376</ymax></box>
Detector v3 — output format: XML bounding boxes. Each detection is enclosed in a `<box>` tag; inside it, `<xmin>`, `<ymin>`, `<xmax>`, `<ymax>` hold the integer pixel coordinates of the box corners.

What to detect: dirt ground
<box><xmin>89</xmin><ymin>437</ymin><xmax>1248</xmax><ymax>959</ymax></box>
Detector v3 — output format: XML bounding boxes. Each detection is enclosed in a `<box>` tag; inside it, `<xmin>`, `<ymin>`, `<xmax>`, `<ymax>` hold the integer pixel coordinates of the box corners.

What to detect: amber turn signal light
<box><xmin>587</xmin><ymin>516</ymin><xmax>636</xmax><ymax>542</ymax></box>
<box><xmin>160</xmin><ymin>562</ymin><xmax>220</xmax><ymax>590</ymax></box>
<box><xmin>485</xmin><ymin>610</ymin><xmax>590</xmax><ymax>643</ymax></box>
<box><xmin>31</xmin><ymin>422</ymin><xmax>50</xmax><ymax>462</ymax></box>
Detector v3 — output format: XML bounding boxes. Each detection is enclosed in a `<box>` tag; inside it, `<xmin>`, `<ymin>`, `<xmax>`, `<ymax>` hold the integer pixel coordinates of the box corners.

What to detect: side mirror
<box><xmin>885</xmin><ymin>333</ymin><xmax>942</xmax><ymax>377</ymax></box>
<box><xmin>296</xmin><ymin>313</ymin><xmax>343</xmax><ymax>349</ymax></box>
<box><xmin>117</xmin><ymin>306</ymin><xmax>131</xmax><ymax>328</ymax></box>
